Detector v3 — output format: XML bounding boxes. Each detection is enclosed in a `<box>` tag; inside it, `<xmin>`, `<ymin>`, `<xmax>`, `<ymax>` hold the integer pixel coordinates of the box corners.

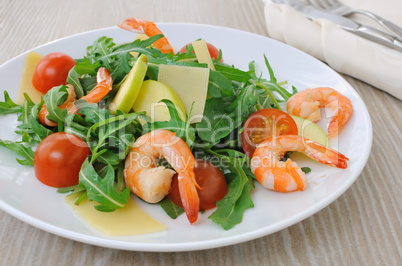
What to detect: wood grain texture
<box><xmin>0</xmin><ymin>0</ymin><xmax>401</xmax><ymax>265</ymax></box>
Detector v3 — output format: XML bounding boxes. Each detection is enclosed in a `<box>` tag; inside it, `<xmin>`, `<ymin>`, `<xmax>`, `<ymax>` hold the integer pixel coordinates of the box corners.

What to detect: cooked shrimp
<box><xmin>124</xmin><ymin>129</ymin><xmax>200</xmax><ymax>224</ymax></box>
<box><xmin>118</xmin><ymin>18</ymin><xmax>174</xmax><ymax>54</ymax></box>
<box><xmin>250</xmin><ymin>135</ymin><xmax>348</xmax><ymax>192</ymax></box>
<box><xmin>38</xmin><ymin>67</ymin><xmax>113</xmax><ymax>126</ymax></box>
<box><xmin>287</xmin><ymin>87</ymin><xmax>353</xmax><ymax>138</ymax></box>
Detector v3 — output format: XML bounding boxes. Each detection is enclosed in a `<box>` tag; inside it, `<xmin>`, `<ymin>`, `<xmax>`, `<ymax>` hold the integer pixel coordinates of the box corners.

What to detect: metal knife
<box><xmin>272</xmin><ymin>0</ymin><xmax>402</xmax><ymax>52</ymax></box>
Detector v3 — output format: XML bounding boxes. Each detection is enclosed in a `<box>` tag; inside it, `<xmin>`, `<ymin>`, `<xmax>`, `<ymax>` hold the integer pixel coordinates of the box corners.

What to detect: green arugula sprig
<box><xmin>0</xmin><ymin>91</ymin><xmax>21</xmax><ymax>114</ymax></box>
<box><xmin>60</xmin><ymin>102</ymin><xmax>144</xmax><ymax>211</ymax></box>
<box><xmin>0</xmin><ymin>139</ymin><xmax>35</xmax><ymax>165</ymax></box>
<box><xmin>204</xmin><ymin>148</ymin><xmax>255</xmax><ymax>230</ymax></box>
<box><xmin>0</xmin><ymin>93</ymin><xmax>42</xmax><ymax>165</ymax></box>
<box><xmin>79</xmin><ymin>158</ymin><xmax>130</xmax><ymax>212</ymax></box>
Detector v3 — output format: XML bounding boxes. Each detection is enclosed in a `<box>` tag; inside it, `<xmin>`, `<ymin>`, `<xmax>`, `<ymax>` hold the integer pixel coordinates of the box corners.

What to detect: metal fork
<box><xmin>307</xmin><ymin>0</ymin><xmax>402</xmax><ymax>39</ymax></box>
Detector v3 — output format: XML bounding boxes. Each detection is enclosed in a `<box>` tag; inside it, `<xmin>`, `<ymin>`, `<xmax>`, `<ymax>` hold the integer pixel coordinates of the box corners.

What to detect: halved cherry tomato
<box><xmin>168</xmin><ymin>159</ymin><xmax>227</xmax><ymax>211</ymax></box>
<box><xmin>32</xmin><ymin>52</ymin><xmax>76</xmax><ymax>94</ymax></box>
<box><xmin>179</xmin><ymin>42</ymin><xmax>223</xmax><ymax>62</ymax></box>
<box><xmin>241</xmin><ymin>108</ymin><xmax>298</xmax><ymax>158</ymax></box>
<box><xmin>34</xmin><ymin>132</ymin><xmax>90</xmax><ymax>188</ymax></box>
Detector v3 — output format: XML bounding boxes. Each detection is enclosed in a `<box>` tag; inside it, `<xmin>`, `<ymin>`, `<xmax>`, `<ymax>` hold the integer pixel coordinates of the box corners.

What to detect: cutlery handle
<box><xmin>345</xmin><ymin>25</ymin><xmax>402</xmax><ymax>52</ymax></box>
<box><xmin>355</xmin><ymin>10</ymin><xmax>402</xmax><ymax>39</ymax></box>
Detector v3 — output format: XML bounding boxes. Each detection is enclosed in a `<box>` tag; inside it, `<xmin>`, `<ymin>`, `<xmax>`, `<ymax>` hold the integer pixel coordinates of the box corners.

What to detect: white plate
<box><xmin>0</xmin><ymin>23</ymin><xmax>372</xmax><ymax>252</ymax></box>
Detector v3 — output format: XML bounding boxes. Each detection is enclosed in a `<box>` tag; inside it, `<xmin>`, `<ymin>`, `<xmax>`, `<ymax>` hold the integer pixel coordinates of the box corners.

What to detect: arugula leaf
<box><xmin>209</xmin><ymin>173</ymin><xmax>254</xmax><ymax>230</ymax></box>
<box><xmin>248</xmin><ymin>58</ymin><xmax>296</xmax><ymax>102</ymax></box>
<box><xmin>159</xmin><ymin>197</ymin><xmax>185</xmax><ymax>219</ymax></box>
<box><xmin>85</xmin><ymin>111</ymin><xmax>141</xmax><ymax>155</ymax></box>
<box><xmin>205</xmin><ymin>148</ymin><xmax>254</xmax><ymax>230</ymax></box>
<box><xmin>79</xmin><ymin>158</ymin><xmax>130</xmax><ymax>212</ymax></box>
<box><xmin>251</xmin><ymin>81</ymin><xmax>282</xmax><ymax>110</ymax></box>
<box><xmin>25</xmin><ymin>115</ymin><xmax>53</xmax><ymax>141</ymax></box>
<box><xmin>196</xmin><ymin>97</ymin><xmax>242</xmax><ymax>144</ymax></box>
<box><xmin>79</xmin><ymin>76</ymin><xmax>97</xmax><ymax>94</ymax></box>
<box><xmin>19</xmin><ymin>93</ymin><xmax>35</xmax><ymax>123</ymax></box>
<box><xmin>208</xmin><ymin>70</ymin><xmax>234</xmax><ymax>98</ymax></box>
<box><xmin>226</xmin><ymin>84</ymin><xmax>259</xmax><ymax>118</ymax></box>
<box><xmin>0</xmin><ymin>139</ymin><xmax>35</xmax><ymax>165</ymax></box>
<box><xmin>97</xmin><ymin>133</ymin><xmax>135</xmax><ymax>166</ymax></box>
<box><xmin>301</xmin><ymin>167</ymin><xmax>311</xmax><ymax>174</ymax></box>
<box><xmin>115</xmin><ymin>163</ymin><xmax>127</xmax><ymax>192</ymax></box>
<box><xmin>67</xmin><ymin>67</ymin><xmax>84</xmax><ymax>98</ymax></box>
<box><xmin>0</xmin><ymin>91</ymin><xmax>21</xmax><ymax>114</ymax></box>
<box><xmin>214</xmin><ymin>63</ymin><xmax>252</xmax><ymax>83</ymax></box>
<box><xmin>15</xmin><ymin>95</ymin><xmax>37</xmax><ymax>140</ymax></box>
<box><xmin>17</xmin><ymin>99</ymin><xmax>54</xmax><ymax>142</ymax></box>
<box><xmin>99</xmin><ymin>35</ymin><xmax>164</xmax><ymax>61</ymax></box>
<box><xmin>143</xmin><ymin>99</ymin><xmax>195</xmax><ymax>149</ymax></box>
<box><xmin>264</xmin><ymin>54</ymin><xmax>277</xmax><ymax>83</ymax></box>
<box><xmin>77</xmin><ymin>101</ymin><xmax>113</xmax><ymax>124</ymax></box>
<box><xmin>75</xmin><ymin>57</ymin><xmax>102</xmax><ymax>76</ymax></box>
<box><xmin>86</xmin><ymin>36</ymin><xmax>115</xmax><ymax>70</ymax></box>
<box><xmin>43</xmin><ymin>85</ymin><xmax>69</xmax><ymax>125</ymax></box>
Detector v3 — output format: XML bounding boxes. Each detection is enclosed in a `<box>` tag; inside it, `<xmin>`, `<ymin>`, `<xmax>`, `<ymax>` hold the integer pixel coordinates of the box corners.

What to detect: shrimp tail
<box><xmin>118</xmin><ymin>18</ymin><xmax>149</xmax><ymax>33</ymax></box>
<box><xmin>66</xmin><ymin>67</ymin><xmax>112</xmax><ymax>114</ymax></box>
<box><xmin>118</xmin><ymin>18</ymin><xmax>174</xmax><ymax>54</ymax></box>
<box><xmin>178</xmin><ymin>169</ymin><xmax>199</xmax><ymax>224</ymax></box>
<box><xmin>81</xmin><ymin>67</ymin><xmax>113</xmax><ymax>103</ymax></box>
<box><xmin>327</xmin><ymin>100</ymin><xmax>353</xmax><ymax>139</ymax></box>
<box><xmin>304</xmin><ymin>139</ymin><xmax>349</xmax><ymax>169</ymax></box>
<box><xmin>38</xmin><ymin>104</ymin><xmax>58</xmax><ymax>127</ymax></box>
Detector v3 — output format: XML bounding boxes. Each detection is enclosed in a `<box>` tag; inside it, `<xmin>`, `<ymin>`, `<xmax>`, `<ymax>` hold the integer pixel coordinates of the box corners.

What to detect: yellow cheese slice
<box><xmin>16</xmin><ymin>51</ymin><xmax>44</xmax><ymax>104</ymax></box>
<box><xmin>65</xmin><ymin>195</ymin><xmax>166</xmax><ymax>236</ymax></box>
<box><xmin>192</xmin><ymin>39</ymin><xmax>215</xmax><ymax>70</ymax></box>
<box><xmin>157</xmin><ymin>64</ymin><xmax>210</xmax><ymax>123</ymax></box>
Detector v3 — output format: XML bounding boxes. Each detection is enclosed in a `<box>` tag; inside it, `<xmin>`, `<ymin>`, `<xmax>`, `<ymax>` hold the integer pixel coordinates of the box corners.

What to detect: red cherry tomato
<box><xmin>34</xmin><ymin>132</ymin><xmax>91</xmax><ymax>188</ymax></box>
<box><xmin>241</xmin><ymin>108</ymin><xmax>298</xmax><ymax>158</ymax></box>
<box><xmin>179</xmin><ymin>42</ymin><xmax>223</xmax><ymax>62</ymax></box>
<box><xmin>168</xmin><ymin>159</ymin><xmax>227</xmax><ymax>211</ymax></box>
<box><xmin>32</xmin><ymin>52</ymin><xmax>76</xmax><ymax>94</ymax></box>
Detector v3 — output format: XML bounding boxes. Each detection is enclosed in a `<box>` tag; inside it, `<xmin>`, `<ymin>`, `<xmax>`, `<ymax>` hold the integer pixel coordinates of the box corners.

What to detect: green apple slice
<box><xmin>133</xmin><ymin>80</ymin><xmax>187</xmax><ymax>122</ymax></box>
<box><xmin>109</xmin><ymin>54</ymin><xmax>148</xmax><ymax>114</ymax></box>
<box><xmin>291</xmin><ymin>115</ymin><xmax>328</xmax><ymax>146</ymax></box>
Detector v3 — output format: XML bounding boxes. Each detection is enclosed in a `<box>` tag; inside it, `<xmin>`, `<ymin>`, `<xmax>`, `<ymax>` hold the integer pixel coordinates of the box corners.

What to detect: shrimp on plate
<box><xmin>287</xmin><ymin>87</ymin><xmax>353</xmax><ymax>138</ymax></box>
<box><xmin>250</xmin><ymin>135</ymin><xmax>348</xmax><ymax>192</ymax></box>
<box><xmin>124</xmin><ymin>129</ymin><xmax>200</xmax><ymax>224</ymax></box>
<box><xmin>39</xmin><ymin>67</ymin><xmax>113</xmax><ymax>126</ymax></box>
<box><xmin>118</xmin><ymin>18</ymin><xmax>174</xmax><ymax>54</ymax></box>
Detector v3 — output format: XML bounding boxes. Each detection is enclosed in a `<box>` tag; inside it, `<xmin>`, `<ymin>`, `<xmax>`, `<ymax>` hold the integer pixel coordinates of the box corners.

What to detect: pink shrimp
<box><xmin>38</xmin><ymin>67</ymin><xmax>113</xmax><ymax>126</ymax></box>
<box><xmin>250</xmin><ymin>135</ymin><xmax>348</xmax><ymax>192</ymax></box>
<box><xmin>124</xmin><ymin>129</ymin><xmax>200</xmax><ymax>224</ymax></box>
<box><xmin>287</xmin><ymin>87</ymin><xmax>353</xmax><ymax>138</ymax></box>
<box><xmin>118</xmin><ymin>18</ymin><xmax>174</xmax><ymax>54</ymax></box>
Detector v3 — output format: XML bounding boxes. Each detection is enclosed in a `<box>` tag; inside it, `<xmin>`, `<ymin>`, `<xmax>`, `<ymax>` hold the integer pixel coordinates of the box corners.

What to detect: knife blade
<box><xmin>272</xmin><ymin>0</ymin><xmax>402</xmax><ymax>52</ymax></box>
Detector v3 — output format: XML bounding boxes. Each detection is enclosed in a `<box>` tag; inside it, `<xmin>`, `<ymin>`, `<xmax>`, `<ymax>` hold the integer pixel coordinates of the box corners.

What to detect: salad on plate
<box><xmin>0</xmin><ymin>18</ymin><xmax>353</xmax><ymax>232</ymax></box>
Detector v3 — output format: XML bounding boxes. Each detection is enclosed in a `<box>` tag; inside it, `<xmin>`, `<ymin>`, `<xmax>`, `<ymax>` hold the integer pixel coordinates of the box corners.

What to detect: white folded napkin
<box><xmin>263</xmin><ymin>0</ymin><xmax>402</xmax><ymax>100</ymax></box>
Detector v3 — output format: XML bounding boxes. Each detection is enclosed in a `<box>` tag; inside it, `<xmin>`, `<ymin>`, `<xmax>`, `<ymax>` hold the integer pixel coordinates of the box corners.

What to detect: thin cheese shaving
<box><xmin>158</xmin><ymin>64</ymin><xmax>209</xmax><ymax>123</ymax></box>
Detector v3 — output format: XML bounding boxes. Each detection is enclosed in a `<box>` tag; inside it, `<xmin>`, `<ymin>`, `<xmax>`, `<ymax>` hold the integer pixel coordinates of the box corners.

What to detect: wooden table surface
<box><xmin>0</xmin><ymin>0</ymin><xmax>400</xmax><ymax>265</ymax></box>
